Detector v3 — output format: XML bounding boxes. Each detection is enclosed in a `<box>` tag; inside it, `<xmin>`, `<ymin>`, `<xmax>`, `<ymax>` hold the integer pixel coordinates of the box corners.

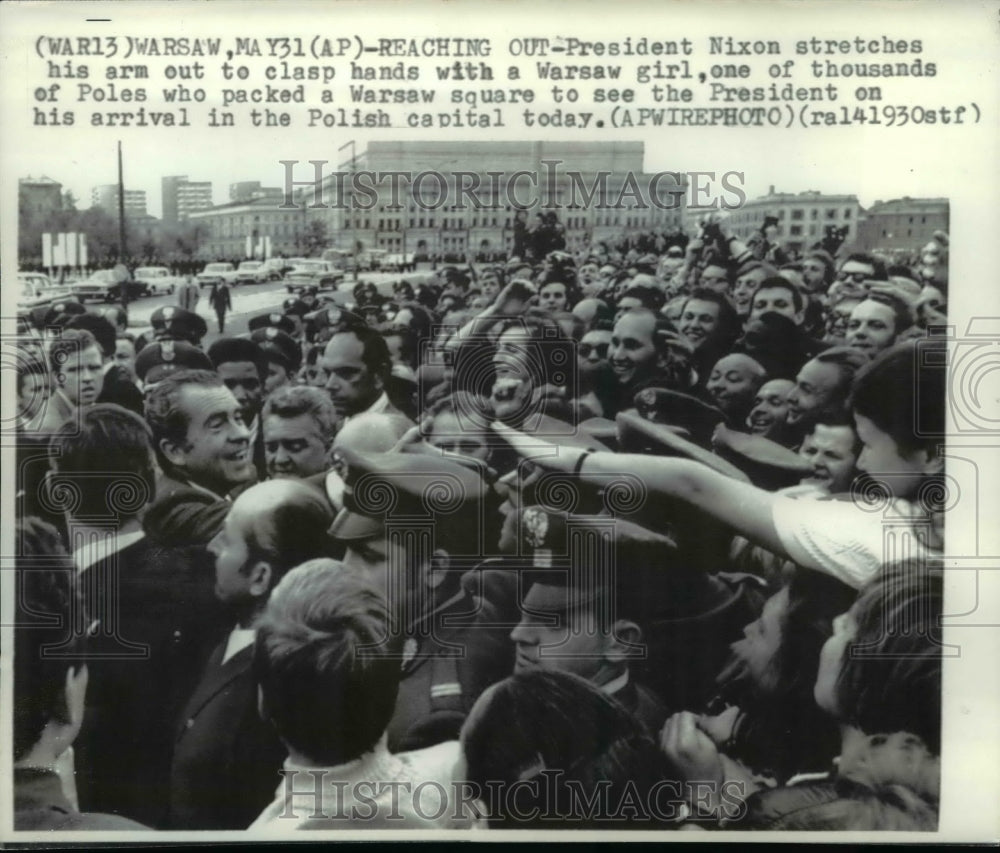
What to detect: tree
<box><xmin>301</xmin><ymin>219</ymin><xmax>328</xmax><ymax>256</ymax></box>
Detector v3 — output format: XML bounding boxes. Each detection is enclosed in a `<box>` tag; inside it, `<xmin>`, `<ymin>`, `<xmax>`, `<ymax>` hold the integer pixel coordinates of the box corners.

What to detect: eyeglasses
<box><xmin>837</xmin><ymin>271</ymin><xmax>870</xmax><ymax>283</ymax></box>
<box><xmin>578</xmin><ymin>342</ymin><xmax>609</xmax><ymax>359</ymax></box>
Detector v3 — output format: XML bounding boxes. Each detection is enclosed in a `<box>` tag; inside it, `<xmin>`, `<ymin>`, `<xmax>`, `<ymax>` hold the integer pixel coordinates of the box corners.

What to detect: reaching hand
<box><xmin>490</xmin><ymin>422</ymin><xmax>580</xmax><ymax>474</ymax></box>
<box><xmin>660</xmin><ymin>711</ymin><xmax>724</xmax><ymax>786</ymax></box>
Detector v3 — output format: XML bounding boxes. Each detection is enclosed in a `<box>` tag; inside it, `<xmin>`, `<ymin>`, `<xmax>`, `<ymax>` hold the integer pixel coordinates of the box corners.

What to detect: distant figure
<box><xmin>208</xmin><ymin>282</ymin><xmax>232</xmax><ymax>333</ymax></box>
<box><xmin>178</xmin><ymin>275</ymin><xmax>200</xmax><ymax>311</ymax></box>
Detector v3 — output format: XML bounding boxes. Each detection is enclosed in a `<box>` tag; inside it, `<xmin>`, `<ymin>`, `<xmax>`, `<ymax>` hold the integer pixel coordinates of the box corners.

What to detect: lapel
<box><xmin>177</xmin><ymin>640</ymin><xmax>254</xmax><ymax>729</ymax></box>
<box><xmin>401</xmin><ymin>587</ymin><xmax>470</xmax><ymax>676</ymax></box>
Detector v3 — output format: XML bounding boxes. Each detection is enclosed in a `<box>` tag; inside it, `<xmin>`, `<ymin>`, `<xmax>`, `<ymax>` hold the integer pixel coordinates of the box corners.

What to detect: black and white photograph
<box><xmin>2</xmin><ymin>0</ymin><xmax>998</xmax><ymax>843</ymax></box>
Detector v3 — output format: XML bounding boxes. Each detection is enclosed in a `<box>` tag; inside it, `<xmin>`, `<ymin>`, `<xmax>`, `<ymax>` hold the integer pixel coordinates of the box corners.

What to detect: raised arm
<box><xmin>491</xmin><ymin>422</ymin><xmax>786</xmax><ymax>560</ymax></box>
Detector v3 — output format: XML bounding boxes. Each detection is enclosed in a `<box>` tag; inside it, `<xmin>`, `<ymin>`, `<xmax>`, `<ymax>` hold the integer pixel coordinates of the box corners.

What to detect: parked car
<box><xmin>234</xmin><ymin>260</ymin><xmax>272</xmax><ymax>285</ymax></box>
<box><xmin>71</xmin><ymin>270</ymin><xmax>148</xmax><ymax>303</ymax></box>
<box><xmin>133</xmin><ymin>266</ymin><xmax>182</xmax><ymax>296</ymax></box>
<box><xmin>260</xmin><ymin>258</ymin><xmax>292</xmax><ymax>279</ymax></box>
<box><xmin>17</xmin><ymin>272</ymin><xmax>74</xmax><ymax>314</ymax></box>
<box><xmin>284</xmin><ymin>260</ymin><xmax>344</xmax><ymax>293</ymax></box>
<box><xmin>197</xmin><ymin>262</ymin><xmax>239</xmax><ymax>289</ymax></box>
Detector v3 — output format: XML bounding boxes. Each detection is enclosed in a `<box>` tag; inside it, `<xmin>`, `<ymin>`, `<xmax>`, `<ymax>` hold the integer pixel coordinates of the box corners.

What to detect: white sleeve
<box><xmin>771</xmin><ymin>494</ymin><xmax>898</xmax><ymax>589</ymax></box>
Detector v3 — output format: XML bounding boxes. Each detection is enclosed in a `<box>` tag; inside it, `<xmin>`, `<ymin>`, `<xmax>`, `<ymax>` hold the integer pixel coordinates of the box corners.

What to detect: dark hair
<box><xmin>835</xmin><ymin>564</ymin><xmax>943</xmax><ymax>753</ymax></box>
<box><xmin>17</xmin><ymin>354</ymin><xmax>48</xmax><ymax>397</ymax></box>
<box><xmin>752</xmin><ymin>276</ymin><xmax>805</xmax><ymax>314</ymax></box>
<box><xmin>65</xmin><ymin>314</ymin><xmax>117</xmax><ymax>358</ymax></box>
<box><xmin>254</xmin><ymin>561</ymin><xmax>401</xmax><ymax>765</ymax></box>
<box><xmin>207</xmin><ymin>337</ymin><xmax>268</xmax><ymax>379</ymax></box>
<box><xmin>618</xmin><ymin>283</ymin><xmax>665</xmax><ymax>312</ymax></box>
<box><xmin>461</xmin><ymin>670</ymin><xmax>672</xmax><ymax>827</ymax></box>
<box><xmin>378</xmin><ymin>324</ymin><xmax>419</xmax><ymax>370</ymax></box>
<box><xmin>49</xmin><ymin>404</ymin><xmax>156</xmax><ymax>522</ymax></box>
<box><xmin>844</xmin><ymin>252</ymin><xmax>887</xmax><ymax>281</ymax></box>
<box><xmin>14</xmin><ymin>518</ymin><xmax>88</xmax><ymax>761</ymax></box>
<box><xmin>682</xmin><ymin>288</ymin><xmax>742</xmax><ymax>344</ymax></box>
<box><xmin>803</xmin><ymin>251</ymin><xmax>836</xmax><ymax>285</ymax></box>
<box><xmin>720</xmin><ymin>569</ymin><xmax>859</xmax><ymax>782</ymax></box>
<box><xmin>856</xmin><ymin>292</ymin><xmax>913</xmax><ymax>339</ymax></box>
<box><xmin>47</xmin><ymin>329</ymin><xmax>100</xmax><ymax>376</ymax></box>
<box><xmin>144</xmin><ymin>369</ymin><xmax>224</xmax><ymax>468</ymax></box>
<box><xmin>812</xmin><ymin>346</ymin><xmax>870</xmax><ymax>391</ymax></box>
<box><xmin>329</xmin><ymin>326</ymin><xmax>392</xmax><ymax>383</ymax></box>
<box><xmin>848</xmin><ymin>340</ymin><xmax>945</xmax><ymax>457</ymax></box>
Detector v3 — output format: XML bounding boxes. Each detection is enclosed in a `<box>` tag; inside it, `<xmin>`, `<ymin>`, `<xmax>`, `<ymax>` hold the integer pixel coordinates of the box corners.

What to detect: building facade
<box><xmin>187</xmin><ymin>198</ymin><xmax>307</xmax><ymax>260</ymax></box>
<box><xmin>854</xmin><ymin>197</ymin><xmax>949</xmax><ymax>254</ymax></box>
<box><xmin>91</xmin><ymin>185</ymin><xmax>148</xmax><ymax>217</ymax></box>
<box><xmin>717</xmin><ymin>187</ymin><xmax>862</xmax><ymax>255</ymax></box>
<box><xmin>301</xmin><ymin>141</ymin><xmax>687</xmax><ymax>259</ymax></box>
<box><xmin>230</xmin><ymin>181</ymin><xmax>285</xmax><ymax>204</ymax></box>
<box><xmin>162</xmin><ymin>175</ymin><xmax>214</xmax><ymax>224</ymax></box>
<box><xmin>19</xmin><ymin>176</ymin><xmax>63</xmax><ymax>219</ymax></box>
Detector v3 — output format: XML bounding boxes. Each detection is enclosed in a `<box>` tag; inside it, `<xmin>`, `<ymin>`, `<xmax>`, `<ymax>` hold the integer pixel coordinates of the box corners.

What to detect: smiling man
<box><xmin>746</xmin><ymin>378</ymin><xmax>795</xmax><ymax>441</ymax></box>
<box><xmin>797</xmin><ymin>418</ymin><xmax>861</xmax><ymax>495</ymax></box>
<box><xmin>608</xmin><ymin>308</ymin><xmax>696</xmax><ymax>412</ymax></box>
<box><xmin>261</xmin><ymin>385</ymin><xmax>337</xmax><ymax>480</ymax></box>
<box><xmin>785</xmin><ymin>347</ymin><xmax>869</xmax><ymax>432</ymax></box>
<box><xmin>144</xmin><ymin>369</ymin><xmax>256</xmax><ymax>545</ymax></box>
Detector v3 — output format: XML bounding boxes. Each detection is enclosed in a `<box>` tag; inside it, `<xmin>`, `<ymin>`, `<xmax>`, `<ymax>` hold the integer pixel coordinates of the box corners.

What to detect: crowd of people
<box><xmin>12</xmin><ymin>212</ymin><xmax>949</xmax><ymax>832</ymax></box>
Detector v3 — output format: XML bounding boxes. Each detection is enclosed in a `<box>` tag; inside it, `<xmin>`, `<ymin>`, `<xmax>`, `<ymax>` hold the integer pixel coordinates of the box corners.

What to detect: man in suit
<box><xmin>168</xmin><ymin>479</ymin><xmax>335</xmax><ymax>829</ymax></box>
<box><xmin>49</xmin><ymin>404</ymin><xmax>225</xmax><ymax>828</ymax></box>
<box><xmin>319</xmin><ymin>326</ymin><xmax>414</xmax><ymax>425</ymax></box>
<box><xmin>143</xmin><ymin>369</ymin><xmax>256</xmax><ymax>547</ymax></box>
<box><xmin>14</xmin><ymin>518</ymin><xmax>148</xmax><ymax>831</ymax></box>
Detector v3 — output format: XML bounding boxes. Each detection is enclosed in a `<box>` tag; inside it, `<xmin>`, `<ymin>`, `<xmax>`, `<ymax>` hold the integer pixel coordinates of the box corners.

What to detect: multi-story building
<box><xmin>295</xmin><ymin>141</ymin><xmax>686</xmax><ymax>259</ymax></box>
<box><xmin>854</xmin><ymin>197</ymin><xmax>949</xmax><ymax>254</ymax></box>
<box><xmin>229</xmin><ymin>181</ymin><xmax>285</xmax><ymax>204</ymax></box>
<box><xmin>91</xmin><ymin>185</ymin><xmax>148</xmax><ymax>217</ymax></box>
<box><xmin>719</xmin><ymin>187</ymin><xmax>862</xmax><ymax>255</ymax></box>
<box><xmin>19</xmin><ymin>176</ymin><xmax>63</xmax><ymax>219</ymax></box>
<box><xmin>162</xmin><ymin>175</ymin><xmax>213</xmax><ymax>223</ymax></box>
<box><xmin>190</xmin><ymin>143</ymin><xmax>688</xmax><ymax>262</ymax></box>
<box><xmin>187</xmin><ymin>197</ymin><xmax>308</xmax><ymax>260</ymax></box>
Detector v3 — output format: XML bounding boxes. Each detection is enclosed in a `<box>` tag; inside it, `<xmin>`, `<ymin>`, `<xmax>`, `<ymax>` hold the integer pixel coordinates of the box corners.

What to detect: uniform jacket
<box><xmin>386</xmin><ymin>579</ymin><xmax>513</xmax><ymax>754</ymax></box>
<box><xmin>169</xmin><ymin>639</ymin><xmax>286</xmax><ymax>829</ymax></box>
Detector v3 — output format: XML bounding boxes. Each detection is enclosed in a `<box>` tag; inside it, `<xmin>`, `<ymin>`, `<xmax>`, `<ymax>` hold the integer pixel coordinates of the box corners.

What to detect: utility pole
<box><xmin>338</xmin><ymin>140</ymin><xmax>358</xmax><ymax>280</ymax></box>
<box><xmin>117</xmin><ymin>141</ymin><xmax>127</xmax><ymax>264</ymax></box>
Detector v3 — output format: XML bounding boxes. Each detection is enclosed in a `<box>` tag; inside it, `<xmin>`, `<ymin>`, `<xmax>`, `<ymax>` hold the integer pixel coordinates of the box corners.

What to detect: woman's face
<box><xmin>814</xmin><ymin>608</ymin><xmax>858</xmax><ymax>716</ymax></box>
<box><xmin>727</xmin><ymin>587</ymin><xmax>789</xmax><ymax>694</ymax></box>
<box><xmin>539</xmin><ymin>282</ymin><xmax>569</xmax><ymax>313</ymax></box>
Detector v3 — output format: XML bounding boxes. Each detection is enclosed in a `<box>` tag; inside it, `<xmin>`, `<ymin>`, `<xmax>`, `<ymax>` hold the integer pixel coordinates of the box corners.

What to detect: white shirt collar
<box><xmin>345</xmin><ymin>392</ymin><xmax>389</xmax><ymax>424</ymax></box>
<box><xmin>601</xmin><ymin>671</ymin><xmax>630</xmax><ymax>697</ymax></box>
<box><xmin>222</xmin><ymin>626</ymin><xmax>256</xmax><ymax>664</ymax></box>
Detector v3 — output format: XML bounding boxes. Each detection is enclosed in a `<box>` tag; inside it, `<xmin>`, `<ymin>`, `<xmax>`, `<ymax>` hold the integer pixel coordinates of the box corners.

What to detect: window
<box><xmin>791</xmin><ymin>209</ymin><xmax>804</xmax><ymax>221</ymax></box>
<box><xmin>844</xmin><ymin>209</ymin><xmax>852</xmax><ymax>219</ymax></box>
<box><xmin>810</xmin><ymin>209</ymin><xmax>818</xmax><ymax>219</ymax></box>
<box><xmin>826</xmin><ymin>208</ymin><xmax>837</xmax><ymax>219</ymax></box>
<box><xmin>790</xmin><ymin>224</ymin><xmax>802</xmax><ymax>236</ymax></box>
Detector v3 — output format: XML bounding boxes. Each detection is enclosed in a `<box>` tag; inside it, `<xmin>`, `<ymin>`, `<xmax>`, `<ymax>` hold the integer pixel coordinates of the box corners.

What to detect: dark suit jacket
<box><xmin>611</xmin><ymin>678</ymin><xmax>669</xmax><ymax>735</ymax></box>
<box><xmin>143</xmin><ymin>472</ymin><xmax>232</xmax><ymax>547</ymax></box>
<box><xmin>169</xmin><ymin>639</ymin><xmax>286</xmax><ymax>829</ymax></box>
<box><xmin>74</xmin><ymin>535</ymin><xmax>226</xmax><ymax>827</ymax></box>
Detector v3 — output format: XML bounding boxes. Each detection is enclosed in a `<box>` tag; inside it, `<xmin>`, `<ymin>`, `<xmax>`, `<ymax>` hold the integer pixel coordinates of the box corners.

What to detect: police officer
<box><xmin>328</xmin><ymin>448</ymin><xmax>512</xmax><ymax>752</ymax></box>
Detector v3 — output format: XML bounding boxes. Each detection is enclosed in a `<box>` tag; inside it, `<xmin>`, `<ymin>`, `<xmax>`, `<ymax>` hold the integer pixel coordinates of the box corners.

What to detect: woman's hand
<box><xmin>660</xmin><ymin>711</ymin><xmax>724</xmax><ymax>786</ymax></box>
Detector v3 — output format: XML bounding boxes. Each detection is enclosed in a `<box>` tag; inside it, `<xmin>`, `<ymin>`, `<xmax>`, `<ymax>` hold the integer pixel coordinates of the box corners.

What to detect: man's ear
<box><xmin>426</xmin><ymin>549</ymin><xmax>451</xmax><ymax>590</ymax></box>
<box><xmin>248</xmin><ymin>561</ymin><xmax>273</xmax><ymax>598</ymax></box>
<box><xmin>159</xmin><ymin>435</ymin><xmax>188</xmax><ymax>469</ymax></box>
<box><xmin>604</xmin><ymin>619</ymin><xmax>642</xmax><ymax>664</ymax></box>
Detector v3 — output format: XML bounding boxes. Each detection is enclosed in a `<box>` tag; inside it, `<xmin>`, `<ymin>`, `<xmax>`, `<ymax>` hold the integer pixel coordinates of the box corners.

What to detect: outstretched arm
<box><xmin>491</xmin><ymin>422</ymin><xmax>787</xmax><ymax>560</ymax></box>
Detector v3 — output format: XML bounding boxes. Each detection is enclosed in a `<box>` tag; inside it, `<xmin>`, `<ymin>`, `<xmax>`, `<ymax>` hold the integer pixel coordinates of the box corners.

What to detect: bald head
<box><xmin>706</xmin><ymin>354</ymin><xmax>768</xmax><ymax>421</ymax></box>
